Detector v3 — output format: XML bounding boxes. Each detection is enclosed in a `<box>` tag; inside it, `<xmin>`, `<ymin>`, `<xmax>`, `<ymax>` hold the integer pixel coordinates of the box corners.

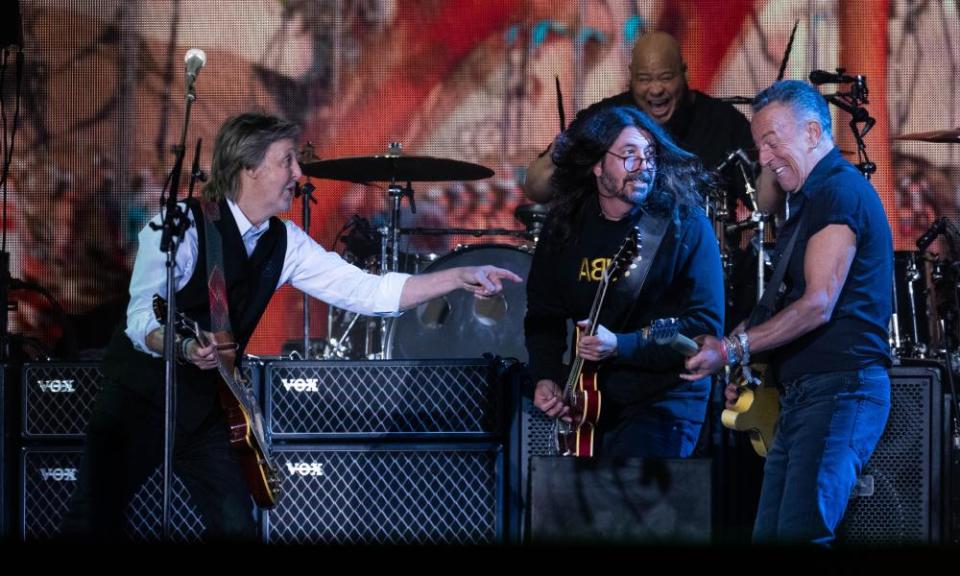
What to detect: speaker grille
<box><xmin>20</xmin><ymin>447</ymin><xmax>205</xmax><ymax>542</ymax></box>
<box><xmin>123</xmin><ymin>467</ymin><xmax>206</xmax><ymax>542</ymax></box>
<box><xmin>838</xmin><ymin>365</ymin><xmax>941</xmax><ymax>544</ymax></box>
<box><xmin>22</xmin><ymin>363</ymin><xmax>103</xmax><ymax>438</ymax></box>
<box><xmin>266</xmin><ymin>360</ymin><xmax>500</xmax><ymax>438</ymax></box>
<box><xmin>522</xmin><ymin>396</ymin><xmax>555</xmax><ymax>459</ymax></box>
<box><xmin>22</xmin><ymin>361</ymin><xmax>261</xmax><ymax>439</ymax></box>
<box><xmin>265</xmin><ymin>445</ymin><xmax>502</xmax><ymax>544</ymax></box>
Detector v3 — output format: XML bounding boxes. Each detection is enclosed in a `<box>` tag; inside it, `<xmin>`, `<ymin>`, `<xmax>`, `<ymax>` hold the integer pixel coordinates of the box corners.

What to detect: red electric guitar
<box><xmin>555</xmin><ymin>229</ymin><xmax>641</xmax><ymax>457</ymax></box>
<box><xmin>153</xmin><ymin>295</ymin><xmax>281</xmax><ymax>508</ymax></box>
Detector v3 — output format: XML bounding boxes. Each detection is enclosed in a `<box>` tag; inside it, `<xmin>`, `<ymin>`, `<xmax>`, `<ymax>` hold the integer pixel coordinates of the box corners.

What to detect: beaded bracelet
<box><xmin>724</xmin><ymin>335</ymin><xmax>742</xmax><ymax>366</ymax></box>
<box><xmin>736</xmin><ymin>332</ymin><xmax>751</xmax><ymax>366</ymax></box>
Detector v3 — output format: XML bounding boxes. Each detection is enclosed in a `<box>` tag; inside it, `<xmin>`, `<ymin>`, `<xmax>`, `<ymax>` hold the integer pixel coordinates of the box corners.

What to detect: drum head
<box><xmin>388</xmin><ymin>244</ymin><xmax>533</xmax><ymax>360</ymax></box>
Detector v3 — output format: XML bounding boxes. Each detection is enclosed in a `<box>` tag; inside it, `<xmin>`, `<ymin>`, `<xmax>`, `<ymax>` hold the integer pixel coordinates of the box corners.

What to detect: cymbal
<box><xmin>300</xmin><ymin>154</ymin><xmax>494</xmax><ymax>183</ymax></box>
<box><xmin>893</xmin><ymin>128</ymin><xmax>960</xmax><ymax>144</ymax></box>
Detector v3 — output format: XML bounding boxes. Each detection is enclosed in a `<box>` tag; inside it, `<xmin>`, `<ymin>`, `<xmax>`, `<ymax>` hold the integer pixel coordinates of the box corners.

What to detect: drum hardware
<box><xmin>319</xmin><ymin>213</ymin><xmax>384</xmax><ymax>360</ymax></box>
<box><xmin>399</xmin><ymin>226</ymin><xmax>529</xmax><ymax>239</ymax></box>
<box><xmin>811</xmin><ymin>68</ymin><xmax>876</xmax><ymax>179</ymax></box>
<box><xmin>901</xmin><ymin>246</ymin><xmax>960</xmax><ymax>362</ymax></box>
<box><xmin>892</xmin><ymin>251</ymin><xmax>921</xmax><ymax>358</ymax></box>
<box><xmin>338</xmin><ymin>215</ymin><xmax>382</xmax><ymax>270</ymax></box>
<box><xmin>933</xmin><ymin>260</ymin><xmax>945</xmax><ymax>283</ymax></box>
<box><xmin>710</xmin><ymin>145</ymin><xmax>773</xmax><ymax>330</ymax></box>
<box><xmin>300</xmin><ymin>142</ymin><xmax>493</xmax><ymax>276</ymax></box>
<box><xmin>514</xmin><ymin>203</ymin><xmax>549</xmax><ymax>242</ymax></box>
<box><xmin>387</xmin><ymin>244</ymin><xmax>532</xmax><ymax>361</ymax></box>
<box><xmin>325</xmin><ymin>308</ymin><xmax>363</xmax><ymax>359</ymax></box>
<box><xmin>295</xmin><ymin>180</ymin><xmax>318</xmax><ymax>358</ymax></box>
<box><xmin>297</xmin><ymin>142</ymin><xmax>321</xmax><ymax>358</ymax></box>
<box><xmin>893</xmin><ymin>128</ymin><xmax>960</xmax><ymax>144</ymax></box>
<box><xmin>450</xmin><ymin>241</ymin><xmax>535</xmax><ymax>254</ymax></box>
<box><xmin>299</xmin><ymin>149</ymin><xmax>495</xmax><ymax>183</ymax></box>
<box><xmin>898</xmin><ymin>253</ymin><xmax>928</xmax><ymax>358</ymax></box>
<box><xmin>300</xmin><ymin>143</ymin><xmax>495</xmax><ymax>359</ymax></box>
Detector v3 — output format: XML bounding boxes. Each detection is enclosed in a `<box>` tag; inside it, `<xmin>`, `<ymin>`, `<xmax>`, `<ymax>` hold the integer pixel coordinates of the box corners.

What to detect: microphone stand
<box><xmin>822</xmin><ymin>75</ymin><xmax>876</xmax><ymax>180</ymax></box>
<box><xmin>148</xmin><ymin>74</ymin><xmax>198</xmax><ymax>541</ymax></box>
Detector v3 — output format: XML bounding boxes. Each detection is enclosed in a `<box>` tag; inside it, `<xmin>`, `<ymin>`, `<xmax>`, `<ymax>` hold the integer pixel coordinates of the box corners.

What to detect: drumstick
<box><xmin>555</xmin><ymin>75</ymin><xmax>566</xmax><ymax>132</ymax></box>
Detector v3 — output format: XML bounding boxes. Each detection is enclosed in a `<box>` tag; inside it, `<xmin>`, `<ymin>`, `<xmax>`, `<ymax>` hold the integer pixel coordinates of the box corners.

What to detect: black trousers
<box><xmin>60</xmin><ymin>380</ymin><xmax>257</xmax><ymax>541</ymax></box>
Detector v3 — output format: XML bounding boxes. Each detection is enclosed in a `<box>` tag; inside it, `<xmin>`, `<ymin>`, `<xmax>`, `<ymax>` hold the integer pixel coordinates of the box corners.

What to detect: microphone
<box><xmin>184</xmin><ymin>48</ymin><xmax>206</xmax><ymax>89</ymax></box>
<box><xmin>725</xmin><ymin>217</ymin><xmax>761</xmax><ymax>236</ymax></box>
<box><xmin>917</xmin><ymin>217</ymin><xmax>948</xmax><ymax>252</ymax></box>
<box><xmin>809</xmin><ymin>69</ymin><xmax>856</xmax><ymax>85</ymax></box>
<box><xmin>716</xmin><ymin>148</ymin><xmax>752</xmax><ymax>172</ymax></box>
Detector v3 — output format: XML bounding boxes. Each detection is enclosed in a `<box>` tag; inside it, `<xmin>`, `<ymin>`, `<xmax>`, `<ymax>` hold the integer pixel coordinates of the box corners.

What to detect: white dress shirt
<box><xmin>125</xmin><ymin>199</ymin><xmax>410</xmax><ymax>356</ymax></box>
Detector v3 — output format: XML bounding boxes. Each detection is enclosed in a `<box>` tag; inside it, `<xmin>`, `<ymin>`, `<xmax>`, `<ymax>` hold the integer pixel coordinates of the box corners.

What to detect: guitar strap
<box><xmin>600</xmin><ymin>209</ymin><xmax>671</xmax><ymax>331</ymax></box>
<box><xmin>199</xmin><ymin>201</ymin><xmax>240</xmax><ymax>376</ymax></box>
<box><xmin>746</xmin><ymin>211</ymin><xmax>808</xmax><ymax>329</ymax></box>
<box><xmin>736</xmin><ymin>211</ymin><xmax>809</xmax><ymax>387</ymax></box>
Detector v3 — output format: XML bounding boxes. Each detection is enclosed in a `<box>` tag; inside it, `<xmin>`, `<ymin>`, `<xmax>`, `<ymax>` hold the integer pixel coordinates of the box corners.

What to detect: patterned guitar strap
<box><xmin>199</xmin><ymin>201</ymin><xmax>240</xmax><ymax>376</ymax></box>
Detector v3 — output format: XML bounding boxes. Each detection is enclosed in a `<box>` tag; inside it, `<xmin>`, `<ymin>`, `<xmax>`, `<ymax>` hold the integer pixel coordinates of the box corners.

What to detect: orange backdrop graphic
<box><xmin>5</xmin><ymin>0</ymin><xmax>959</xmax><ymax>355</ymax></box>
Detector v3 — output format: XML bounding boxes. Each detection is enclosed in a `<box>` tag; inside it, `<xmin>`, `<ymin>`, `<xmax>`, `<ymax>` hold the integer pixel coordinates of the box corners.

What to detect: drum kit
<box><xmin>890</xmin><ymin>127</ymin><xmax>960</xmax><ymax>367</ymax></box>
<box><xmin>294</xmin><ymin>117</ymin><xmax>960</xmax><ymax>368</ymax></box>
<box><xmin>296</xmin><ymin>143</ymin><xmax>536</xmax><ymax>361</ymax></box>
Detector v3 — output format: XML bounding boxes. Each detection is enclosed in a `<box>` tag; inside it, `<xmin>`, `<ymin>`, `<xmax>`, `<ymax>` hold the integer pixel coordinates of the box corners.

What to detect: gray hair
<box><xmin>752</xmin><ymin>80</ymin><xmax>832</xmax><ymax>139</ymax></box>
<box><xmin>203</xmin><ymin>113</ymin><xmax>301</xmax><ymax>201</ymax></box>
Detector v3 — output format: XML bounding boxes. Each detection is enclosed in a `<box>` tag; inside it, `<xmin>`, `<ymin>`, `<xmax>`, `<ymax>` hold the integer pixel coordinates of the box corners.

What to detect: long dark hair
<box><xmin>545</xmin><ymin>105</ymin><xmax>715</xmax><ymax>248</ymax></box>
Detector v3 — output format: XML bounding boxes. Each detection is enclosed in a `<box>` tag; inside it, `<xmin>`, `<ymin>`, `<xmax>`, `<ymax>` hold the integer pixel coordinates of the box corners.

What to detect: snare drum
<box><xmin>387</xmin><ymin>244</ymin><xmax>533</xmax><ymax>360</ymax></box>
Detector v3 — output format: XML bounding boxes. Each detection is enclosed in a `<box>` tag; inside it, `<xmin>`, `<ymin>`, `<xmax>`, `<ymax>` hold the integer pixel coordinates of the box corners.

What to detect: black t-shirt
<box><xmin>770</xmin><ymin>148</ymin><xmax>894</xmax><ymax>382</ymax></box>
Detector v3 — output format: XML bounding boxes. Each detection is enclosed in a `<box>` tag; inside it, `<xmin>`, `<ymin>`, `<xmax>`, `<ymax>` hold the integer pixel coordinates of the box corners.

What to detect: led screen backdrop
<box><xmin>3</xmin><ymin>0</ymin><xmax>958</xmax><ymax>355</ymax></box>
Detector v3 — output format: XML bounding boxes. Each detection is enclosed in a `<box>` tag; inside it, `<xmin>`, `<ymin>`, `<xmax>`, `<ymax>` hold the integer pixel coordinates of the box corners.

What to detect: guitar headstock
<box><xmin>152</xmin><ymin>294</ymin><xmax>201</xmax><ymax>340</ymax></box>
<box><xmin>648</xmin><ymin>317</ymin><xmax>680</xmax><ymax>344</ymax></box>
<box><xmin>151</xmin><ymin>294</ymin><xmax>167</xmax><ymax>326</ymax></box>
<box><xmin>606</xmin><ymin>226</ymin><xmax>642</xmax><ymax>282</ymax></box>
<box><xmin>646</xmin><ymin>317</ymin><xmax>699</xmax><ymax>356</ymax></box>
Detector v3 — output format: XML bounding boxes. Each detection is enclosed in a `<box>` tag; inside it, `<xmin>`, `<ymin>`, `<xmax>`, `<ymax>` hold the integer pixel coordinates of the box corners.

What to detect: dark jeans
<box><xmin>599</xmin><ymin>408</ymin><xmax>702</xmax><ymax>458</ymax></box>
<box><xmin>753</xmin><ymin>365</ymin><xmax>890</xmax><ymax>545</ymax></box>
<box><xmin>60</xmin><ymin>381</ymin><xmax>257</xmax><ymax>541</ymax></box>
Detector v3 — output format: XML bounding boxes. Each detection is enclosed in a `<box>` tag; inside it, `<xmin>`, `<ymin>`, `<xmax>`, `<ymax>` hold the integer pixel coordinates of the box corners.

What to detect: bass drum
<box><xmin>388</xmin><ymin>244</ymin><xmax>533</xmax><ymax>361</ymax></box>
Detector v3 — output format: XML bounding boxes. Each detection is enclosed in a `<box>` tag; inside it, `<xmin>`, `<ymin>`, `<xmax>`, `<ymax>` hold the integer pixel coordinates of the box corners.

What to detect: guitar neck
<box><xmin>560</xmin><ymin>231</ymin><xmax>639</xmax><ymax>397</ymax></box>
<box><xmin>562</xmin><ymin>276</ymin><xmax>612</xmax><ymax>396</ymax></box>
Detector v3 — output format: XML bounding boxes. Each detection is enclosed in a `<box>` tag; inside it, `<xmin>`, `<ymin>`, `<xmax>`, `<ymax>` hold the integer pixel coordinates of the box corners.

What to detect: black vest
<box><xmin>102</xmin><ymin>199</ymin><xmax>287</xmax><ymax>432</ymax></box>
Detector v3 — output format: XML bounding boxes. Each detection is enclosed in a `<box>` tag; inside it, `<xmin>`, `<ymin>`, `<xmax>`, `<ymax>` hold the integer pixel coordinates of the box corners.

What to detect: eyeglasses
<box><xmin>606</xmin><ymin>149</ymin><xmax>657</xmax><ymax>173</ymax></box>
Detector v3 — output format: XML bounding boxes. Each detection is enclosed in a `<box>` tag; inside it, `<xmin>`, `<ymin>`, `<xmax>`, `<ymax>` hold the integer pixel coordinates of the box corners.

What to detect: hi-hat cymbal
<box><xmin>893</xmin><ymin>128</ymin><xmax>960</xmax><ymax>144</ymax></box>
<box><xmin>300</xmin><ymin>155</ymin><xmax>494</xmax><ymax>183</ymax></box>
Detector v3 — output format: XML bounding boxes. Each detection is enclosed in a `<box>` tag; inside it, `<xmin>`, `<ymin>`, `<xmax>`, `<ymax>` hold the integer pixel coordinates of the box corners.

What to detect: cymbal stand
<box><xmin>297</xmin><ymin>182</ymin><xmax>317</xmax><ymax>357</ymax></box>
<box><xmin>381</xmin><ymin>142</ymin><xmax>417</xmax><ymax>358</ymax></box>
<box><xmin>901</xmin><ymin>253</ymin><xmax>926</xmax><ymax>357</ymax></box>
<box><xmin>737</xmin><ymin>160</ymin><xmax>767</xmax><ymax>302</ymax></box>
<box><xmin>381</xmin><ymin>179</ymin><xmax>415</xmax><ymax>359</ymax></box>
